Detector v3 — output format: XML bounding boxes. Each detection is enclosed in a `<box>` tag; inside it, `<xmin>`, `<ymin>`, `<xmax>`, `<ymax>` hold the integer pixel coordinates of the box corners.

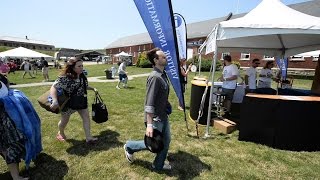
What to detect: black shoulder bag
<box><xmin>92</xmin><ymin>91</ymin><xmax>108</xmax><ymax>123</ymax></box>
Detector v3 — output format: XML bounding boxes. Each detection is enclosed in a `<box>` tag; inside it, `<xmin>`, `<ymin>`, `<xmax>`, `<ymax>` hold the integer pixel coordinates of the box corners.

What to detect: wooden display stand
<box><xmin>213</xmin><ymin>118</ymin><xmax>236</xmax><ymax>134</ymax></box>
<box><xmin>311</xmin><ymin>56</ymin><xmax>320</xmax><ymax>95</ymax></box>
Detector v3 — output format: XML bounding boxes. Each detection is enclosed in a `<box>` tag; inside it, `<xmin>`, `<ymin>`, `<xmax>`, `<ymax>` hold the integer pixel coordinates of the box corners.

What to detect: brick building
<box><xmin>105</xmin><ymin>1</ymin><xmax>320</xmax><ymax>69</ymax></box>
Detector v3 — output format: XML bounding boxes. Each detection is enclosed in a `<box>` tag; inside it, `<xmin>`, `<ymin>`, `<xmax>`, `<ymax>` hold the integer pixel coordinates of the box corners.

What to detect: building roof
<box><xmin>0</xmin><ymin>36</ymin><xmax>54</xmax><ymax>46</ymax></box>
<box><xmin>75</xmin><ymin>50</ymin><xmax>104</xmax><ymax>57</ymax></box>
<box><xmin>105</xmin><ymin>0</ymin><xmax>320</xmax><ymax>49</ymax></box>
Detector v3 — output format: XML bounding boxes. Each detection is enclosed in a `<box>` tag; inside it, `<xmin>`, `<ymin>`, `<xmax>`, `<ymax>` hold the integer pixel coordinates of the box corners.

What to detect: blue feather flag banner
<box><xmin>276</xmin><ymin>57</ymin><xmax>288</xmax><ymax>80</ymax></box>
<box><xmin>134</xmin><ymin>0</ymin><xmax>184</xmax><ymax>108</ymax></box>
<box><xmin>174</xmin><ymin>13</ymin><xmax>187</xmax><ymax>60</ymax></box>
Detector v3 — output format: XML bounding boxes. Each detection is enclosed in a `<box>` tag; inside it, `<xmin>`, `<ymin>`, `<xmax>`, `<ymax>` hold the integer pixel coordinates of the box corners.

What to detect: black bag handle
<box><xmin>94</xmin><ymin>91</ymin><xmax>104</xmax><ymax>104</ymax></box>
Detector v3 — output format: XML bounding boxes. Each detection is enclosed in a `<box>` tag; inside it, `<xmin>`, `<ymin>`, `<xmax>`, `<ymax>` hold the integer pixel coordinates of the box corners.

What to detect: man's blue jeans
<box><xmin>126</xmin><ymin>120</ymin><xmax>171</xmax><ymax>170</ymax></box>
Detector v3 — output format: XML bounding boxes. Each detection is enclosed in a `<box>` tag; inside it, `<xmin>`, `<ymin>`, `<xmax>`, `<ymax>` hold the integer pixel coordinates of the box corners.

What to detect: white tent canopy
<box><xmin>205</xmin><ymin>0</ymin><xmax>320</xmax><ymax>57</ymax></box>
<box><xmin>114</xmin><ymin>51</ymin><xmax>132</xmax><ymax>57</ymax></box>
<box><xmin>202</xmin><ymin>0</ymin><xmax>320</xmax><ymax>137</ymax></box>
<box><xmin>0</xmin><ymin>47</ymin><xmax>52</xmax><ymax>59</ymax></box>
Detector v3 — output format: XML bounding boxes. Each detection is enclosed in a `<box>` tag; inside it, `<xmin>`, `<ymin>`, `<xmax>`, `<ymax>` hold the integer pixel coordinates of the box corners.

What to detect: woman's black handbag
<box><xmin>92</xmin><ymin>92</ymin><xmax>108</xmax><ymax>123</ymax></box>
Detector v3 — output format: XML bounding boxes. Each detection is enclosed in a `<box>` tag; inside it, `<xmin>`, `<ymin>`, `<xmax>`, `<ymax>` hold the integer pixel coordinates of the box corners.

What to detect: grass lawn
<box><xmin>1</xmin><ymin>65</ymin><xmax>319</xmax><ymax>179</ymax></box>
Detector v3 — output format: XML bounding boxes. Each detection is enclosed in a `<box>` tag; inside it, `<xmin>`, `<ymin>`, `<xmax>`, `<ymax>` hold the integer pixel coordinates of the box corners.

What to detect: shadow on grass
<box><xmin>66</xmin><ymin>129</ymin><xmax>123</xmax><ymax>156</ymax></box>
<box><xmin>2</xmin><ymin>153</ymin><xmax>69</xmax><ymax>180</ymax></box>
<box><xmin>134</xmin><ymin>150</ymin><xmax>212</xmax><ymax>179</ymax></box>
<box><xmin>120</xmin><ymin>86</ymin><xmax>135</xmax><ymax>90</ymax></box>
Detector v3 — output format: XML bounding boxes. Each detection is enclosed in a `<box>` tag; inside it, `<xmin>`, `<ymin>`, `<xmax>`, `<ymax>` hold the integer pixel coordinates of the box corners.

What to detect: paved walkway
<box><xmin>11</xmin><ymin>73</ymin><xmax>150</xmax><ymax>88</ymax></box>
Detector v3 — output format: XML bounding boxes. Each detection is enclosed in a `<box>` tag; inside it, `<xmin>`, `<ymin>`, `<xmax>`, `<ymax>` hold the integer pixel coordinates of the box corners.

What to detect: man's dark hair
<box><xmin>223</xmin><ymin>55</ymin><xmax>232</xmax><ymax>62</ymax></box>
<box><xmin>252</xmin><ymin>58</ymin><xmax>260</xmax><ymax>63</ymax></box>
<box><xmin>146</xmin><ymin>48</ymin><xmax>161</xmax><ymax>65</ymax></box>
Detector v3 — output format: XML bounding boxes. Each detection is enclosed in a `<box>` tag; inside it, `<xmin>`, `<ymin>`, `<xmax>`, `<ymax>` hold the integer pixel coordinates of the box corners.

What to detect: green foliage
<box><xmin>232</xmin><ymin>61</ymin><xmax>241</xmax><ymax>69</ymax></box>
<box><xmin>188</xmin><ymin>55</ymin><xmax>222</xmax><ymax>71</ymax></box>
<box><xmin>0</xmin><ymin>46</ymin><xmax>13</xmax><ymax>52</ymax></box>
<box><xmin>136</xmin><ymin>52</ymin><xmax>152</xmax><ymax>68</ymax></box>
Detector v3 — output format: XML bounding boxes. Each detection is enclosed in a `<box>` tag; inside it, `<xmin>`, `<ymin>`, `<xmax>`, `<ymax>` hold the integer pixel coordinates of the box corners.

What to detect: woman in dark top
<box><xmin>50</xmin><ymin>57</ymin><xmax>98</xmax><ymax>144</ymax></box>
<box><xmin>178</xmin><ymin>59</ymin><xmax>192</xmax><ymax>110</ymax></box>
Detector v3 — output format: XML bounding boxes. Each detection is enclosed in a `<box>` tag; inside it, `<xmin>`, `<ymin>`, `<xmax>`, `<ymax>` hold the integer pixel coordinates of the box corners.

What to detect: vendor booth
<box><xmin>194</xmin><ymin>0</ymin><xmax>320</xmax><ymax>150</ymax></box>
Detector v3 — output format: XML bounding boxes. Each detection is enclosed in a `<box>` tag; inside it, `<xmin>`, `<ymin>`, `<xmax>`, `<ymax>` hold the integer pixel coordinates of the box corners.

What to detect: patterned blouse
<box><xmin>53</xmin><ymin>73</ymin><xmax>88</xmax><ymax>96</ymax></box>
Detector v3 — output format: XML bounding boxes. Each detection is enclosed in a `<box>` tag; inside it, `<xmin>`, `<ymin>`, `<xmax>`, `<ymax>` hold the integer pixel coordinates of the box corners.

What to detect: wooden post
<box><xmin>311</xmin><ymin>55</ymin><xmax>320</xmax><ymax>95</ymax></box>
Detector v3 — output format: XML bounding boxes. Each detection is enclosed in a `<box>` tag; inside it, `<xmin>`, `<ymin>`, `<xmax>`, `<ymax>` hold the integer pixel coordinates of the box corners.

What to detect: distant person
<box><xmin>217</xmin><ymin>55</ymin><xmax>239</xmax><ymax>117</ymax></box>
<box><xmin>116</xmin><ymin>59</ymin><xmax>128</xmax><ymax>89</ymax></box>
<box><xmin>244</xmin><ymin>58</ymin><xmax>260</xmax><ymax>93</ymax></box>
<box><xmin>50</xmin><ymin>57</ymin><xmax>98</xmax><ymax>144</ymax></box>
<box><xmin>30</xmin><ymin>60</ymin><xmax>37</xmax><ymax>75</ymax></box>
<box><xmin>124</xmin><ymin>48</ymin><xmax>172</xmax><ymax>170</ymax></box>
<box><xmin>178</xmin><ymin>58</ymin><xmax>192</xmax><ymax>110</ymax></box>
<box><xmin>0</xmin><ymin>59</ymin><xmax>10</xmax><ymax>76</ymax></box>
<box><xmin>96</xmin><ymin>56</ymin><xmax>102</xmax><ymax>64</ymax></box>
<box><xmin>258</xmin><ymin>61</ymin><xmax>274</xmax><ymax>88</ymax></box>
<box><xmin>7</xmin><ymin>60</ymin><xmax>17</xmax><ymax>74</ymax></box>
<box><xmin>41</xmin><ymin>57</ymin><xmax>49</xmax><ymax>82</ymax></box>
<box><xmin>20</xmin><ymin>59</ymin><xmax>35</xmax><ymax>79</ymax></box>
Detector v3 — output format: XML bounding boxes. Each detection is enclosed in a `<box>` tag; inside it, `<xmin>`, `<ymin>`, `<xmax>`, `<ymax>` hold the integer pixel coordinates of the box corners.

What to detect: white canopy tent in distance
<box><xmin>199</xmin><ymin>0</ymin><xmax>320</xmax><ymax>138</ymax></box>
<box><xmin>0</xmin><ymin>47</ymin><xmax>53</xmax><ymax>61</ymax></box>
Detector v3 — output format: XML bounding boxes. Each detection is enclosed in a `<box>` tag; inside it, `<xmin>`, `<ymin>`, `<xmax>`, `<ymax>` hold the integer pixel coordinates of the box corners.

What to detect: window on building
<box><xmin>118</xmin><ymin>48</ymin><xmax>121</xmax><ymax>52</ymax></box>
<box><xmin>4</xmin><ymin>43</ymin><xmax>7</xmax><ymax>46</ymax></box>
<box><xmin>138</xmin><ymin>46</ymin><xmax>141</xmax><ymax>51</ymax></box>
<box><xmin>143</xmin><ymin>45</ymin><xmax>146</xmax><ymax>50</ymax></box>
<box><xmin>110</xmin><ymin>50</ymin><xmax>112</xmax><ymax>53</ymax></box>
<box><xmin>290</xmin><ymin>55</ymin><xmax>304</xmax><ymax>61</ymax></box>
<box><xmin>240</xmin><ymin>53</ymin><xmax>250</xmax><ymax>60</ymax></box>
<box><xmin>44</xmin><ymin>47</ymin><xmax>47</xmax><ymax>50</ymax></box>
<box><xmin>263</xmin><ymin>55</ymin><xmax>274</xmax><ymax>60</ymax></box>
<box><xmin>33</xmin><ymin>46</ymin><xmax>36</xmax><ymax>49</ymax></box>
<box><xmin>220</xmin><ymin>52</ymin><xmax>230</xmax><ymax>60</ymax></box>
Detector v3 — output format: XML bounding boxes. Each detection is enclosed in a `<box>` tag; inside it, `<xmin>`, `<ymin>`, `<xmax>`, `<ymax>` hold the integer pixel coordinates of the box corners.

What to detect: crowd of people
<box><xmin>0</xmin><ymin>57</ymin><xmax>51</xmax><ymax>82</ymax></box>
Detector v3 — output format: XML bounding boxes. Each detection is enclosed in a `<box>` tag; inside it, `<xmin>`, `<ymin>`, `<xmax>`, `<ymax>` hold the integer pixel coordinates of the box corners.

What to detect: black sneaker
<box><xmin>123</xmin><ymin>144</ymin><xmax>134</xmax><ymax>163</ymax></box>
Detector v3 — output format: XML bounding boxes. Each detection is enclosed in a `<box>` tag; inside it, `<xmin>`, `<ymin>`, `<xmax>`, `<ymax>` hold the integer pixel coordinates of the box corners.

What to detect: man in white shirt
<box><xmin>218</xmin><ymin>55</ymin><xmax>239</xmax><ymax>116</ymax></box>
<box><xmin>245</xmin><ymin>59</ymin><xmax>260</xmax><ymax>93</ymax></box>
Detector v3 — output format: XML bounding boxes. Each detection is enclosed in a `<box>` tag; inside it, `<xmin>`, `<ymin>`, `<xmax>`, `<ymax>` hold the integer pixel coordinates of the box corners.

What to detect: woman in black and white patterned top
<box><xmin>50</xmin><ymin>57</ymin><xmax>98</xmax><ymax>144</ymax></box>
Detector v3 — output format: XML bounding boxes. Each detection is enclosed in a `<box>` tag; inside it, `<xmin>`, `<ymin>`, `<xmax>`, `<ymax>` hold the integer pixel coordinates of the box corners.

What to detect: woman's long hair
<box><xmin>60</xmin><ymin>57</ymin><xmax>82</xmax><ymax>79</ymax></box>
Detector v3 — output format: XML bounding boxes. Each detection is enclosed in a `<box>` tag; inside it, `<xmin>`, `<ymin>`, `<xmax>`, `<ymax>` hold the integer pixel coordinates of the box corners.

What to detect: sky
<box><xmin>0</xmin><ymin>0</ymin><xmax>310</xmax><ymax>50</ymax></box>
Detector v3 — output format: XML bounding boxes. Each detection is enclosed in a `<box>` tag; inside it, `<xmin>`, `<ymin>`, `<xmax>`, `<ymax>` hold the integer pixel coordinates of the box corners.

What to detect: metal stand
<box><xmin>213</xmin><ymin>92</ymin><xmax>226</xmax><ymax>119</ymax></box>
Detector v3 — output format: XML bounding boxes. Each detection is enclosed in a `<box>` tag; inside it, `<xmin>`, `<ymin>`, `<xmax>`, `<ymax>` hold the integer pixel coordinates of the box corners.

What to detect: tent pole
<box><xmin>204</xmin><ymin>25</ymin><xmax>219</xmax><ymax>138</ymax></box>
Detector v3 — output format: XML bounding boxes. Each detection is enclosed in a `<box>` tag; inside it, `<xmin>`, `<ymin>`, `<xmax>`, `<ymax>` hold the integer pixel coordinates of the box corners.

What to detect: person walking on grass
<box><xmin>20</xmin><ymin>59</ymin><xmax>35</xmax><ymax>79</ymax></box>
<box><xmin>50</xmin><ymin>57</ymin><xmax>98</xmax><ymax>144</ymax></box>
<box><xmin>124</xmin><ymin>48</ymin><xmax>173</xmax><ymax>171</ymax></box>
<box><xmin>116</xmin><ymin>59</ymin><xmax>128</xmax><ymax>89</ymax></box>
<box><xmin>41</xmin><ymin>57</ymin><xmax>49</xmax><ymax>82</ymax></box>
